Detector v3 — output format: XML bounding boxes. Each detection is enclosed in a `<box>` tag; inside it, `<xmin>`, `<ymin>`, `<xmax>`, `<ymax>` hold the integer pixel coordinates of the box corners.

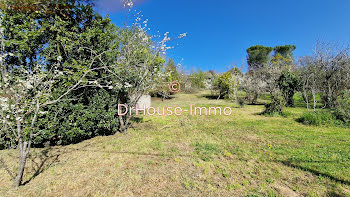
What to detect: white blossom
<box><xmin>24</xmin><ymin>81</ymin><xmax>33</xmax><ymax>89</ymax></box>
<box><xmin>179</xmin><ymin>33</ymin><xmax>187</xmax><ymax>38</ymax></box>
<box><xmin>124</xmin><ymin>83</ymin><xmax>133</xmax><ymax>88</ymax></box>
<box><xmin>0</xmin><ymin>100</ymin><xmax>9</xmax><ymax>111</ymax></box>
<box><xmin>123</xmin><ymin>0</ymin><xmax>134</xmax><ymax>8</ymax></box>
<box><xmin>38</xmin><ymin>111</ymin><xmax>48</xmax><ymax>115</ymax></box>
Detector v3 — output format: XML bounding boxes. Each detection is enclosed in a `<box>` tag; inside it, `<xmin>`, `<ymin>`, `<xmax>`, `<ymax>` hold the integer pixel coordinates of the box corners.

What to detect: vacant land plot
<box><xmin>1</xmin><ymin>92</ymin><xmax>349</xmax><ymax>196</ymax></box>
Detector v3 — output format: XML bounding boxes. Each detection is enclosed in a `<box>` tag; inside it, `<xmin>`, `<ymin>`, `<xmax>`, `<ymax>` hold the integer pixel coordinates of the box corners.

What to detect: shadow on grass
<box><xmin>19</xmin><ymin>119</ymin><xmax>172</xmax><ymax>185</ymax></box>
<box><xmin>247</xmin><ymin>103</ymin><xmax>265</xmax><ymax>106</ymax></box>
<box><xmin>22</xmin><ymin>147</ymin><xmax>62</xmax><ymax>186</ymax></box>
<box><xmin>201</xmin><ymin>94</ymin><xmax>222</xmax><ymax>100</ymax></box>
<box><xmin>130</xmin><ymin>116</ymin><xmax>144</xmax><ymax>123</ymax></box>
<box><xmin>21</xmin><ymin>140</ymin><xmax>192</xmax><ymax>186</ymax></box>
<box><xmin>278</xmin><ymin>160</ymin><xmax>350</xmax><ymax>186</ymax></box>
<box><xmin>64</xmin><ymin>147</ymin><xmax>192</xmax><ymax>158</ymax></box>
<box><xmin>151</xmin><ymin>95</ymin><xmax>176</xmax><ymax>101</ymax></box>
<box><xmin>11</xmin><ymin>115</ymin><xmax>183</xmax><ymax>186</ymax></box>
<box><xmin>22</xmin><ymin>143</ymin><xmax>102</xmax><ymax>185</ymax></box>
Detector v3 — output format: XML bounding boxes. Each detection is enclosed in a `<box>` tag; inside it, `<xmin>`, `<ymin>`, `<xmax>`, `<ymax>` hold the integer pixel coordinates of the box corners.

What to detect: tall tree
<box><xmin>272</xmin><ymin>45</ymin><xmax>298</xmax><ymax>107</ymax></box>
<box><xmin>245</xmin><ymin>45</ymin><xmax>273</xmax><ymax>104</ymax></box>
<box><xmin>298</xmin><ymin>56</ymin><xmax>320</xmax><ymax>111</ymax></box>
<box><xmin>165</xmin><ymin>59</ymin><xmax>180</xmax><ymax>82</ymax></box>
<box><xmin>110</xmin><ymin>26</ymin><xmax>165</xmax><ymax>133</ymax></box>
<box><xmin>274</xmin><ymin>45</ymin><xmax>296</xmax><ymax>59</ymax></box>
<box><xmin>246</xmin><ymin>45</ymin><xmax>273</xmax><ymax>69</ymax></box>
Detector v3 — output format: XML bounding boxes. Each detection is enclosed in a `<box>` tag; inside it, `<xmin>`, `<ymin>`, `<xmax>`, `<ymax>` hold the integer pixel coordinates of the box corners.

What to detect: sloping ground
<box><xmin>0</xmin><ymin>92</ymin><xmax>350</xmax><ymax>196</ymax></box>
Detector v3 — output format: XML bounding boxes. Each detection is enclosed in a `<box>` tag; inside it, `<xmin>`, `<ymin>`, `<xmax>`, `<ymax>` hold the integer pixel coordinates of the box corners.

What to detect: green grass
<box><xmin>0</xmin><ymin>91</ymin><xmax>349</xmax><ymax>196</ymax></box>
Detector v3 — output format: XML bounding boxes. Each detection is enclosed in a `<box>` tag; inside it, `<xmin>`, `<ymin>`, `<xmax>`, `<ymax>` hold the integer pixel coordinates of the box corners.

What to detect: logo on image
<box><xmin>169</xmin><ymin>81</ymin><xmax>181</xmax><ymax>93</ymax></box>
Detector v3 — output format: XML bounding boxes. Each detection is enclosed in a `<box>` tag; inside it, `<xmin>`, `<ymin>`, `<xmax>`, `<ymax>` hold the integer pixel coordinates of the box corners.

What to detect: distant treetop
<box><xmin>246</xmin><ymin>45</ymin><xmax>273</xmax><ymax>69</ymax></box>
<box><xmin>274</xmin><ymin>45</ymin><xmax>296</xmax><ymax>59</ymax></box>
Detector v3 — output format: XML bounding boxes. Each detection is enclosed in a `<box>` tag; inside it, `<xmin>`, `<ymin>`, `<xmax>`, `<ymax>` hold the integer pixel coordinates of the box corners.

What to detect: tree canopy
<box><xmin>246</xmin><ymin>45</ymin><xmax>273</xmax><ymax>69</ymax></box>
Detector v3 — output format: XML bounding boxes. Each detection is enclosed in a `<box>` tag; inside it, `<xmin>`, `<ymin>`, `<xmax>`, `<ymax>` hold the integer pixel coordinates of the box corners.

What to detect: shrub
<box><xmin>215</xmin><ymin>72</ymin><xmax>232</xmax><ymax>98</ymax></box>
<box><xmin>214</xmin><ymin>69</ymin><xmax>242</xmax><ymax>100</ymax></box>
<box><xmin>297</xmin><ymin>111</ymin><xmax>341</xmax><ymax>126</ymax></box>
<box><xmin>334</xmin><ymin>90</ymin><xmax>350</xmax><ymax>125</ymax></box>
<box><xmin>263</xmin><ymin>96</ymin><xmax>284</xmax><ymax>116</ymax></box>
<box><xmin>33</xmin><ymin>88</ymin><xmax>119</xmax><ymax>146</ymax></box>
<box><xmin>237</xmin><ymin>97</ymin><xmax>245</xmax><ymax>108</ymax></box>
<box><xmin>277</xmin><ymin>71</ymin><xmax>301</xmax><ymax>107</ymax></box>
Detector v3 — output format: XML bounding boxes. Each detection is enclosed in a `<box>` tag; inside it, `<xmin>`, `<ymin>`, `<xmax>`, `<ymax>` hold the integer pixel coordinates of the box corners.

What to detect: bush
<box><xmin>334</xmin><ymin>90</ymin><xmax>350</xmax><ymax>125</ymax></box>
<box><xmin>263</xmin><ymin>96</ymin><xmax>284</xmax><ymax>116</ymax></box>
<box><xmin>33</xmin><ymin>88</ymin><xmax>119</xmax><ymax>147</ymax></box>
<box><xmin>297</xmin><ymin>111</ymin><xmax>342</xmax><ymax>126</ymax></box>
<box><xmin>0</xmin><ymin>137</ymin><xmax>6</xmax><ymax>150</ymax></box>
<box><xmin>277</xmin><ymin>71</ymin><xmax>301</xmax><ymax>107</ymax></box>
<box><xmin>215</xmin><ymin>72</ymin><xmax>232</xmax><ymax>98</ymax></box>
<box><xmin>237</xmin><ymin>97</ymin><xmax>245</xmax><ymax>108</ymax></box>
<box><xmin>214</xmin><ymin>69</ymin><xmax>242</xmax><ymax>100</ymax></box>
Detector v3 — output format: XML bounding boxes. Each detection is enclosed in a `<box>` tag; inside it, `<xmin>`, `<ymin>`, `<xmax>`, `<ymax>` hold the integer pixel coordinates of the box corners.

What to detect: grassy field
<box><xmin>1</xmin><ymin>91</ymin><xmax>350</xmax><ymax>196</ymax></box>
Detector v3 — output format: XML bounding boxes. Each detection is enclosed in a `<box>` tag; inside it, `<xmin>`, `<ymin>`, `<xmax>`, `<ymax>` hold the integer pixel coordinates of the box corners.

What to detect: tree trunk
<box><xmin>252</xmin><ymin>93</ymin><xmax>258</xmax><ymax>104</ymax></box>
<box><xmin>313</xmin><ymin>92</ymin><xmax>316</xmax><ymax>112</ymax></box>
<box><xmin>13</xmin><ymin>145</ymin><xmax>28</xmax><ymax>188</ymax></box>
<box><xmin>118</xmin><ymin>115</ymin><xmax>126</xmax><ymax>133</ymax></box>
<box><xmin>118</xmin><ymin>115</ymin><xmax>132</xmax><ymax>133</ymax></box>
<box><xmin>233</xmin><ymin>87</ymin><xmax>238</xmax><ymax>102</ymax></box>
<box><xmin>303</xmin><ymin>89</ymin><xmax>309</xmax><ymax>112</ymax></box>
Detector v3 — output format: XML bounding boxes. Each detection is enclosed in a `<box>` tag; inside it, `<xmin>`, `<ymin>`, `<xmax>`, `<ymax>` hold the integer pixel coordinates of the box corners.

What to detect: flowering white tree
<box><xmin>242</xmin><ymin>69</ymin><xmax>266</xmax><ymax>104</ymax></box>
<box><xmin>0</xmin><ymin>15</ymin><xmax>106</xmax><ymax>185</ymax></box>
<box><xmin>0</xmin><ymin>61</ymin><xmax>104</xmax><ymax>188</ymax></box>
<box><xmin>107</xmin><ymin>1</ymin><xmax>186</xmax><ymax>133</ymax></box>
<box><xmin>298</xmin><ymin>41</ymin><xmax>350</xmax><ymax>110</ymax></box>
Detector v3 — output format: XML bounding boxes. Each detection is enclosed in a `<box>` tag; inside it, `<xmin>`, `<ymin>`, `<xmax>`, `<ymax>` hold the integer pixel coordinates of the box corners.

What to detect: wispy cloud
<box><xmin>96</xmin><ymin>0</ymin><xmax>148</xmax><ymax>13</ymax></box>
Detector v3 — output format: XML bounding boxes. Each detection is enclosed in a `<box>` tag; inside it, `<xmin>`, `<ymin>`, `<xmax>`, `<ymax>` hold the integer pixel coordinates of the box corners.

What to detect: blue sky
<box><xmin>96</xmin><ymin>0</ymin><xmax>350</xmax><ymax>73</ymax></box>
